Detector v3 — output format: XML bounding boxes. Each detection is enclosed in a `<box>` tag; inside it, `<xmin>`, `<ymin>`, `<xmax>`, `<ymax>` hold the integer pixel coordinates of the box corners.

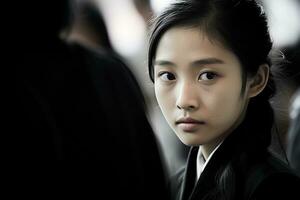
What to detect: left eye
<box><xmin>199</xmin><ymin>72</ymin><xmax>217</xmax><ymax>81</ymax></box>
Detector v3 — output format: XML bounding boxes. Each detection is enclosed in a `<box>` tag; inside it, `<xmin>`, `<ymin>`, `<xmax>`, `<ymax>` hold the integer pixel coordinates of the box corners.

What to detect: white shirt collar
<box><xmin>196</xmin><ymin>142</ymin><xmax>223</xmax><ymax>181</ymax></box>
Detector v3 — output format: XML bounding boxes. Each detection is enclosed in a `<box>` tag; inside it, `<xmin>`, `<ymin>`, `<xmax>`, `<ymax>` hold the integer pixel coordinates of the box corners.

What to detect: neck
<box><xmin>201</xmin><ymin>140</ymin><xmax>222</xmax><ymax>160</ymax></box>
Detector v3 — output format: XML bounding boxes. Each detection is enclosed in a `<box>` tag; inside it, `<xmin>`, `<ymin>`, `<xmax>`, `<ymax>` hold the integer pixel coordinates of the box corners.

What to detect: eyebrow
<box><xmin>154</xmin><ymin>57</ymin><xmax>224</xmax><ymax>67</ymax></box>
<box><xmin>191</xmin><ymin>58</ymin><xmax>224</xmax><ymax>67</ymax></box>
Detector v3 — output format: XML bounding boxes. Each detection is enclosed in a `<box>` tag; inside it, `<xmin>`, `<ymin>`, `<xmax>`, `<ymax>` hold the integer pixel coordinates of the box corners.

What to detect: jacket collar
<box><xmin>179</xmin><ymin>123</ymin><xmax>249</xmax><ymax>200</ymax></box>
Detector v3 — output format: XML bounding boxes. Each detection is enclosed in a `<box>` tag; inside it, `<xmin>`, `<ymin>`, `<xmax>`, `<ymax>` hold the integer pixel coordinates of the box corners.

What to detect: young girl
<box><xmin>148</xmin><ymin>0</ymin><xmax>300</xmax><ymax>199</ymax></box>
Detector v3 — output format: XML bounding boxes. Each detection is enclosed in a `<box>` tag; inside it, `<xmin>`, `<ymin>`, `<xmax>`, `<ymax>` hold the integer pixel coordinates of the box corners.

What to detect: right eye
<box><xmin>158</xmin><ymin>72</ymin><xmax>176</xmax><ymax>81</ymax></box>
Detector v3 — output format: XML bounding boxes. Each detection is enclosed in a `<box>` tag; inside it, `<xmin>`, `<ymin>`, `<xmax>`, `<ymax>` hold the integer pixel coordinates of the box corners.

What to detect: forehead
<box><xmin>154</xmin><ymin>27</ymin><xmax>242</xmax><ymax>74</ymax></box>
<box><xmin>159</xmin><ymin>27</ymin><xmax>210</xmax><ymax>47</ymax></box>
<box><xmin>156</xmin><ymin>27</ymin><xmax>224</xmax><ymax>55</ymax></box>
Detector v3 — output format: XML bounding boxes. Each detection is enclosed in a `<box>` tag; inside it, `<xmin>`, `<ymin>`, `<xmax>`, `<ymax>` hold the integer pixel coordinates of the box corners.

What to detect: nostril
<box><xmin>177</xmin><ymin>104</ymin><xmax>196</xmax><ymax>110</ymax></box>
<box><xmin>186</xmin><ymin>105</ymin><xmax>195</xmax><ymax>111</ymax></box>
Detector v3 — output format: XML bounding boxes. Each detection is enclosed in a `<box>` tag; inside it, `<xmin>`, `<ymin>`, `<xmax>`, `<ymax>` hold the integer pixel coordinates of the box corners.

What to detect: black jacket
<box><xmin>170</xmin><ymin>120</ymin><xmax>300</xmax><ymax>200</ymax></box>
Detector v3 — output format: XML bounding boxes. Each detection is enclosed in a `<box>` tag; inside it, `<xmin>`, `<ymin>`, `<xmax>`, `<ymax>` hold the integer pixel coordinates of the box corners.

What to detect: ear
<box><xmin>247</xmin><ymin>64</ymin><xmax>270</xmax><ymax>98</ymax></box>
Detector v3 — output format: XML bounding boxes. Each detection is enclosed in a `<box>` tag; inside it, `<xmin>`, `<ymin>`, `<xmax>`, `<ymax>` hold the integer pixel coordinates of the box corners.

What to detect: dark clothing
<box><xmin>14</xmin><ymin>39</ymin><xmax>168</xmax><ymax>199</ymax></box>
<box><xmin>169</xmin><ymin>121</ymin><xmax>300</xmax><ymax>200</ymax></box>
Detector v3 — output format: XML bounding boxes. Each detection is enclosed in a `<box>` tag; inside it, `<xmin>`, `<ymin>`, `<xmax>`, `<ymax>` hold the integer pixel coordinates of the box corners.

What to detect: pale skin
<box><xmin>154</xmin><ymin>27</ymin><xmax>269</xmax><ymax>159</ymax></box>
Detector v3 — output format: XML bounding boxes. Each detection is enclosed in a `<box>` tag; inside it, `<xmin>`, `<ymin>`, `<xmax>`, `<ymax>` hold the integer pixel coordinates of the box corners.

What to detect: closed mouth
<box><xmin>175</xmin><ymin>117</ymin><xmax>205</xmax><ymax>125</ymax></box>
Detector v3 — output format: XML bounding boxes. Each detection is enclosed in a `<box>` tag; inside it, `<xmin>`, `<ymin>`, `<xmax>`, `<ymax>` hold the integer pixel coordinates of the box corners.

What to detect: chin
<box><xmin>178</xmin><ymin>135</ymin><xmax>204</xmax><ymax>147</ymax></box>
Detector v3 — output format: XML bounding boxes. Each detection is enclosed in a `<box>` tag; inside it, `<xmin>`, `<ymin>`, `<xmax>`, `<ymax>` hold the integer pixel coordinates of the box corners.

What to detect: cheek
<box><xmin>154</xmin><ymin>84</ymin><xmax>174</xmax><ymax>117</ymax></box>
<box><xmin>154</xmin><ymin>83</ymin><xmax>163</xmax><ymax>104</ymax></box>
<box><xmin>205</xmin><ymin>82</ymin><xmax>245</xmax><ymax>124</ymax></box>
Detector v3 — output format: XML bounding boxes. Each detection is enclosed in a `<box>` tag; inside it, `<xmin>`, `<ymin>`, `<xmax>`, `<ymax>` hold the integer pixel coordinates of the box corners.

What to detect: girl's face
<box><xmin>154</xmin><ymin>27</ymin><xmax>251</xmax><ymax>147</ymax></box>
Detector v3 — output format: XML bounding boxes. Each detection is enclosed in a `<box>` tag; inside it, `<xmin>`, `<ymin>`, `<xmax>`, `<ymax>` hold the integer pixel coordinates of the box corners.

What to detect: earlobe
<box><xmin>248</xmin><ymin>64</ymin><xmax>270</xmax><ymax>98</ymax></box>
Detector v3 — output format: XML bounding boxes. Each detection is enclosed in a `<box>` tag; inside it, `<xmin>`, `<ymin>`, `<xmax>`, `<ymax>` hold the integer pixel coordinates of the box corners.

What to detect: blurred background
<box><xmin>68</xmin><ymin>0</ymin><xmax>300</xmax><ymax>175</ymax></box>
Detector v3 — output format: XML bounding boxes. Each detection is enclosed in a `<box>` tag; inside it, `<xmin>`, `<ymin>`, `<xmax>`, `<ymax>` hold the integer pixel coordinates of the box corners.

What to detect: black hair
<box><xmin>148</xmin><ymin>0</ymin><xmax>277</xmax><ymax>199</ymax></box>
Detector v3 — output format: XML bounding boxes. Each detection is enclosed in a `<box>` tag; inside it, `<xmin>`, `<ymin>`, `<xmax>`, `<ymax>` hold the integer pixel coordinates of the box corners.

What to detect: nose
<box><xmin>176</xmin><ymin>82</ymin><xmax>199</xmax><ymax>111</ymax></box>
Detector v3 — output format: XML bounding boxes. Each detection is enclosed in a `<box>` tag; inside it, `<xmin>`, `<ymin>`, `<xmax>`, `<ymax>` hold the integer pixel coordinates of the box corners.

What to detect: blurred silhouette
<box><xmin>272</xmin><ymin>39</ymin><xmax>300</xmax><ymax>150</ymax></box>
<box><xmin>68</xmin><ymin>0</ymin><xmax>114</xmax><ymax>51</ymax></box>
<box><xmin>13</xmin><ymin>0</ymin><xmax>168</xmax><ymax>199</ymax></box>
<box><xmin>282</xmin><ymin>39</ymin><xmax>300</xmax><ymax>175</ymax></box>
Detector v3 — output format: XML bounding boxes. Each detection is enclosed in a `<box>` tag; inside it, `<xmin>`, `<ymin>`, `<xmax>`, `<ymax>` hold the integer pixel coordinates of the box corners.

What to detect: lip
<box><xmin>175</xmin><ymin>117</ymin><xmax>205</xmax><ymax>132</ymax></box>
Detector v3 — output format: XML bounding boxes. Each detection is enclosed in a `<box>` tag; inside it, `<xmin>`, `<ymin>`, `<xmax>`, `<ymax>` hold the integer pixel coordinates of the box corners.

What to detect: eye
<box><xmin>159</xmin><ymin>72</ymin><xmax>176</xmax><ymax>81</ymax></box>
<box><xmin>198</xmin><ymin>72</ymin><xmax>218</xmax><ymax>81</ymax></box>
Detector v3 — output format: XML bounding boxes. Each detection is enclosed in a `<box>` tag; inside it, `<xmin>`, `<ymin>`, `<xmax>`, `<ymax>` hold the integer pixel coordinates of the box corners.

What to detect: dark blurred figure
<box><xmin>68</xmin><ymin>0</ymin><xmax>114</xmax><ymax>51</ymax></box>
<box><xmin>272</xmin><ymin>39</ymin><xmax>300</xmax><ymax>150</ymax></box>
<box><xmin>281</xmin><ymin>39</ymin><xmax>300</xmax><ymax>100</ymax></box>
<box><xmin>283</xmin><ymin>40</ymin><xmax>300</xmax><ymax>175</ymax></box>
<box><xmin>13</xmin><ymin>0</ymin><xmax>168</xmax><ymax>199</ymax></box>
<box><xmin>287</xmin><ymin>89</ymin><xmax>300</xmax><ymax>175</ymax></box>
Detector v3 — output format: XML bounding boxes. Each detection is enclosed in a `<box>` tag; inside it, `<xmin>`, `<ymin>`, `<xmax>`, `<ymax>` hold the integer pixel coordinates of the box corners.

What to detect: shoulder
<box><xmin>68</xmin><ymin>43</ymin><xmax>115</xmax><ymax>70</ymax></box>
<box><xmin>245</xmin><ymin>153</ymin><xmax>300</xmax><ymax>199</ymax></box>
<box><xmin>69</xmin><ymin>42</ymin><xmax>128</xmax><ymax>72</ymax></box>
<box><xmin>68</xmin><ymin>42</ymin><xmax>146</xmax><ymax>105</ymax></box>
<box><xmin>71</xmin><ymin>42</ymin><xmax>143</xmax><ymax>88</ymax></box>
